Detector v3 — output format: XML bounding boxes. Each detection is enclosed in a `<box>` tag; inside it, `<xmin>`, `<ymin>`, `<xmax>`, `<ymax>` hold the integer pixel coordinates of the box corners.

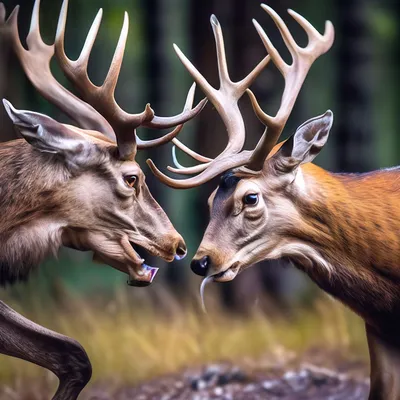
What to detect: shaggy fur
<box><xmin>193</xmin><ymin>113</ymin><xmax>400</xmax><ymax>399</ymax></box>
<box><xmin>0</xmin><ymin>140</ymin><xmax>67</xmax><ymax>284</ymax></box>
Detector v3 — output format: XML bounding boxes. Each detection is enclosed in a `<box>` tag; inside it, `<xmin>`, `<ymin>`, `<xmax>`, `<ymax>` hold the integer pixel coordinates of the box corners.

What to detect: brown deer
<box><xmin>0</xmin><ymin>1</ymin><xmax>205</xmax><ymax>398</ymax></box>
<box><xmin>149</xmin><ymin>5</ymin><xmax>400</xmax><ymax>399</ymax></box>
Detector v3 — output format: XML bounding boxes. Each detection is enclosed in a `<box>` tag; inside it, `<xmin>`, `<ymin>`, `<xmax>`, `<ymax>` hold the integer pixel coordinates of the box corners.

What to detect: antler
<box><xmin>135</xmin><ymin>83</ymin><xmax>198</xmax><ymax>149</ymax></box>
<box><xmin>147</xmin><ymin>13</ymin><xmax>270</xmax><ymax>186</ymax></box>
<box><xmin>1</xmin><ymin>0</ymin><xmax>207</xmax><ymax>160</ymax></box>
<box><xmin>55</xmin><ymin>0</ymin><xmax>207</xmax><ymax>159</ymax></box>
<box><xmin>148</xmin><ymin>4</ymin><xmax>334</xmax><ymax>188</ymax></box>
<box><xmin>246</xmin><ymin>5</ymin><xmax>334</xmax><ymax>170</ymax></box>
<box><xmin>0</xmin><ymin>0</ymin><xmax>115</xmax><ymax>139</ymax></box>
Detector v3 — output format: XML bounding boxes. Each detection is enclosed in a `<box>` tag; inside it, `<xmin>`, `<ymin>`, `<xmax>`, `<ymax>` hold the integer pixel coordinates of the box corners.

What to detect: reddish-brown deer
<box><xmin>150</xmin><ymin>5</ymin><xmax>400</xmax><ymax>399</ymax></box>
<box><xmin>0</xmin><ymin>1</ymin><xmax>205</xmax><ymax>398</ymax></box>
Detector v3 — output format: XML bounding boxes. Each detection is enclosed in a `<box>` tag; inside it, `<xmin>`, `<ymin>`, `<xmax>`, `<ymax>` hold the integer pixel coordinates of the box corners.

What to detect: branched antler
<box><xmin>1</xmin><ymin>0</ymin><xmax>207</xmax><ymax>160</ymax></box>
<box><xmin>0</xmin><ymin>0</ymin><xmax>115</xmax><ymax>139</ymax></box>
<box><xmin>55</xmin><ymin>0</ymin><xmax>207</xmax><ymax>158</ymax></box>
<box><xmin>147</xmin><ymin>4</ymin><xmax>334</xmax><ymax>188</ymax></box>
<box><xmin>246</xmin><ymin>5</ymin><xmax>334</xmax><ymax>170</ymax></box>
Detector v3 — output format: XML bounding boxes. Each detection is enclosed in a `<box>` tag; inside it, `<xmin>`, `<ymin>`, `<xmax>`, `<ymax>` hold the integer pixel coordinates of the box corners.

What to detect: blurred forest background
<box><xmin>0</xmin><ymin>0</ymin><xmax>398</xmax><ymax>395</ymax></box>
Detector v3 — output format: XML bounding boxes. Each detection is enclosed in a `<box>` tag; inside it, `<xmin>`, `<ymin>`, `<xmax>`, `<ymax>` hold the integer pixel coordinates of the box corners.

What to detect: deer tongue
<box><xmin>127</xmin><ymin>263</ymin><xmax>159</xmax><ymax>287</ymax></box>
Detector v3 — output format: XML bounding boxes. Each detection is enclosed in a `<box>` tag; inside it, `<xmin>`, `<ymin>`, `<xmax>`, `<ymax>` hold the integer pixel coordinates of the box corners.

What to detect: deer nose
<box><xmin>174</xmin><ymin>239</ymin><xmax>187</xmax><ymax>260</ymax></box>
<box><xmin>190</xmin><ymin>256</ymin><xmax>210</xmax><ymax>276</ymax></box>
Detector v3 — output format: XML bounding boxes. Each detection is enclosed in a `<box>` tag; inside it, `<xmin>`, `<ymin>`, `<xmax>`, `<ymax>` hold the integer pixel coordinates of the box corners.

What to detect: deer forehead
<box><xmin>64</xmin><ymin>125</ymin><xmax>144</xmax><ymax>176</ymax></box>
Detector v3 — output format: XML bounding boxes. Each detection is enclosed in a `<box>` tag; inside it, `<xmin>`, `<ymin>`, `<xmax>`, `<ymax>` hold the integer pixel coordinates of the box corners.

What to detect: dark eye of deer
<box><xmin>243</xmin><ymin>193</ymin><xmax>258</xmax><ymax>206</ymax></box>
<box><xmin>124</xmin><ymin>175</ymin><xmax>137</xmax><ymax>188</ymax></box>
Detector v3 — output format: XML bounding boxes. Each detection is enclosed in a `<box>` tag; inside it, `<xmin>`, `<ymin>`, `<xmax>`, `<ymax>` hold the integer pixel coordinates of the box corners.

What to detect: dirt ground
<box><xmin>0</xmin><ymin>350</ymin><xmax>369</xmax><ymax>399</ymax></box>
<box><xmin>84</xmin><ymin>354</ymin><xmax>369</xmax><ymax>400</ymax></box>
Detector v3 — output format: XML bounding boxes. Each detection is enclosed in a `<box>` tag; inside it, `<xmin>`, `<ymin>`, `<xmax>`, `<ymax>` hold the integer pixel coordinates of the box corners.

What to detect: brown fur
<box><xmin>192</xmin><ymin>113</ymin><xmax>400</xmax><ymax>398</ymax></box>
<box><xmin>290</xmin><ymin>165</ymin><xmax>400</xmax><ymax>326</ymax></box>
<box><xmin>0</xmin><ymin>115</ymin><xmax>186</xmax><ymax>399</ymax></box>
<box><xmin>0</xmin><ymin>140</ymin><xmax>66</xmax><ymax>284</ymax></box>
<box><xmin>0</xmin><ymin>127</ymin><xmax>185</xmax><ymax>286</ymax></box>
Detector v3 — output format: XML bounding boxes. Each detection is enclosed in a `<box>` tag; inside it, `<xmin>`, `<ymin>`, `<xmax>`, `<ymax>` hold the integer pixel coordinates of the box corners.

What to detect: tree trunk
<box><xmin>336</xmin><ymin>0</ymin><xmax>373</xmax><ymax>172</ymax></box>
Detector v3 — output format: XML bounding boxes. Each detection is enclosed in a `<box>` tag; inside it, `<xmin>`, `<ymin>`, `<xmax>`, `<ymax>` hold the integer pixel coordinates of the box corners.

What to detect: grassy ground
<box><xmin>0</xmin><ymin>282</ymin><xmax>368</xmax><ymax>399</ymax></box>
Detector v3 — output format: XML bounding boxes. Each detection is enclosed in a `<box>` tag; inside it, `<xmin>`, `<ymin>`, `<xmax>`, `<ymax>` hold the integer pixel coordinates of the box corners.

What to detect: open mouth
<box><xmin>127</xmin><ymin>262</ymin><xmax>159</xmax><ymax>287</ymax></box>
<box><xmin>212</xmin><ymin>263</ymin><xmax>240</xmax><ymax>282</ymax></box>
<box><xmin>126</xmin><ymin>243</ymin><xmax>159</xmax><ymax>287</ymax></box>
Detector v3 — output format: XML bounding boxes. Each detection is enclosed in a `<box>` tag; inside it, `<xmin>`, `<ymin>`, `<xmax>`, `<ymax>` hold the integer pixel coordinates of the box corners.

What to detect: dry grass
<box><xmin>0</xmin><ymin>286</ymin><xmax>368</xmax><ymax>396</ymax></box>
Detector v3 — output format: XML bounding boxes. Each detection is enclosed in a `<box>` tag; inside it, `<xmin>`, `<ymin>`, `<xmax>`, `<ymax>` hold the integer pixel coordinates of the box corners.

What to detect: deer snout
<box><xmin>191</xmin><ymin>255</ymin><xmax>211</xmax><ymax>276</ymax></box>
<box><xmin>174</xmin><ymin>237</ymin><xmax>187</xmax><ymax>260</ymax></box>
<box><xmin>191</xmin><ymin>244</ymin><xmax>229</xmax><ymax>276</ymax></box>
<box><xmin>154</xmin><ymin>231</ymin><xmax>187</xmax><ymax>262</ymax></box>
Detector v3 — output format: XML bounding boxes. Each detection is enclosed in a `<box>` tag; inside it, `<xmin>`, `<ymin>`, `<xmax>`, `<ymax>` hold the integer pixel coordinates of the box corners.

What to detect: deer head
<box><xmin>148</xmin><ymin>5</ymin><xmax>334</xmax><ymax>285</ymax></box>
<box><xmin>0</xmin><ymin>0</ymin><xmax>206</xmax><ymax>286</ymax></box>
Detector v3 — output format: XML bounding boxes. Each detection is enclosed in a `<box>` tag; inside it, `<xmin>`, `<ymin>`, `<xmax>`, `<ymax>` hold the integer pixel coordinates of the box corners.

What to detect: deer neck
<box><xmin>0</xmin><ymin>140</ymin><xmax>66</xmax><ymax>285</ymax></box>
<box><xmin>287</xmin><ymin>164</ymin><xmax>400</xmax><ymax>326</ymax></box>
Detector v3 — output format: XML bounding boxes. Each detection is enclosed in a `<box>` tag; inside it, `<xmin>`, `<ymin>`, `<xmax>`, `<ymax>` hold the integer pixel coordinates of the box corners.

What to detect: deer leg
<box><xmin>0</xmin><ymin>300</ymin><xmax>92</xmax><ymax>400</ymax></box>
<box><xmin>366</xmin><ymin>323</ymin><xmax>400</xmax><ymax>400</ymax></box>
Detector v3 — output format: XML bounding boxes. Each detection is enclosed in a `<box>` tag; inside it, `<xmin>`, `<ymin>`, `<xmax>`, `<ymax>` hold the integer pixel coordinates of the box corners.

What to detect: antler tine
<box><xmin>55</xmin><ymin>1</ymin><xmax>153</xmax><ymax>130</ymax></box>
<box><xmin>163</xmin><ymin>82</ymin><xmax>211</xmax><ymax>172</ymax></box>
<box><xmin>55</xmin><ymin>0</ymin><xmax>101</xmax><ymax>86</ymax></box>
<box><xmin>172</xmin><ymin>146</ymin><xmax>185</xmax><ymax>169</ymax></box>
<box><xmin>143</xmin><ymin>81</ymin><xmax>205</xmax><ymax>133</ymax></box>
<box><xmin>1</xmin><ymin>0</ymin><xmax>115</xmax><ymax>138</ymax></box>
<box><xmin>95</xmin><ymin>10</ymin><xmax>156</xmax><ymax>127</ymax></box>
<box><xmin>288</xmin><ymin>9</ymin><xmax>335</xmax><ymax>53</ymax></box>
<box><xmin>143</xmin><ymin>83</ymin><xmax>210</xmax><ymax>169</ymax></box>
<box><xmin>147</xmin><ymin>13</ymin><xmax>271</xmax><ymax>187</ymax></box>
<box><xmin>173</xmin><ymin>44</ymin><xmax>214</xmax><ymax>102</ymax></box>
<box><xmin>136</xmin><ymin>83</ymin><xmax>202</xmax><ymax>149</ymax></box>
<box><xmin>136</xmin><ymin>125</ymin><xmax>183</xmax><ymax>149</ymax></box>
<box><xmin>246</xmin><ymin>4</ymin><xmax>335</xmax><ymax>170</ymax></box>
<box><xmin>147</xmin><ymin>150</ymin><xmax>252</xmax><ymax>189</ymax></box>
<box><xmin>211</xmin><ymin>15</ymin><xmax>231</xmax><ymax>88</ymax></box>
<box><xmin>55</xmin><ymin>0</ymin><xmax>206</xmax><ymax>159</ymax></box>
<box><xmin>259</xmin><ymin>6</ymin><xmax>298</xmax><ymax>69</ymax></box>
<box><xmin>77</xmin><ymin>9</ymin><xmax>102</xmax><ymax>70</ymax></box>
<box><xmin>147</xmin><ymin>94</ymin><xmax>207</xmax><ymax>129</ymax></box>
<box><xmin>103</xmin><ymin>12</ymin><xmax>129</xmax><ymax>97</ymax></box>
<box><xmin>167</xmin><ymin>162</ymin><xmax>210</xmax><ymax>175</ymax></box>
<box><xmin>210</xmin><ymin>14</ymin><xmax>271</xmax><ymax>95</ymax></box>
<box><xmin>172</xmin><ymin>139</ymin><xmax>212</xmax><ymax>163</ymax></box>
<box><xmin>167</xmin><ymin>138</ymin><xmax>212</xmax><ymax>174</ymax></box>
<box><xmin>26</xmin><ymin>0</ymin><xmax>41</xmax><ymax>45</ymax></box>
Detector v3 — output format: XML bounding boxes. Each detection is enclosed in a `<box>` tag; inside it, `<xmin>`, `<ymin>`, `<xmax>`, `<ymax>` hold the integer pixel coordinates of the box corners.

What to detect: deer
<box><xmin>148</xmin><ymin>4</ymin><xmax>400</xmax><ymax>399</ymax></box>
<box><xmin>0</xmin><ymin>1</ymin><xmax>206</xmax><ymax>399</ymax></box>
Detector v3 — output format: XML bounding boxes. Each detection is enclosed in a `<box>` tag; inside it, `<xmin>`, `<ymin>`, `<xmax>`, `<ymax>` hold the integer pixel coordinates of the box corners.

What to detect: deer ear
<box><xmin>3</xmin><ymin>99</ymin><xmax>95</xmax><ymax>163</ymax></box>
<box><xmin>274</xmin><ymin>110</ymin><xmax>333</xmax><ymax>172</ymax></box>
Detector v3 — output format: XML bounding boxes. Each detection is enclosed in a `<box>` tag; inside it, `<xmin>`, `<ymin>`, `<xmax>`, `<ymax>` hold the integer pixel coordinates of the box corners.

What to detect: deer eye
<box><xmin>243</xmin><ymin>193</ymin><xmax>258</xmax><ymax>206</ymax></box>
<box><xmin>124</xmin><ymin>175</ymin><xmax>138</xmax><ymax>189</ymax></box>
